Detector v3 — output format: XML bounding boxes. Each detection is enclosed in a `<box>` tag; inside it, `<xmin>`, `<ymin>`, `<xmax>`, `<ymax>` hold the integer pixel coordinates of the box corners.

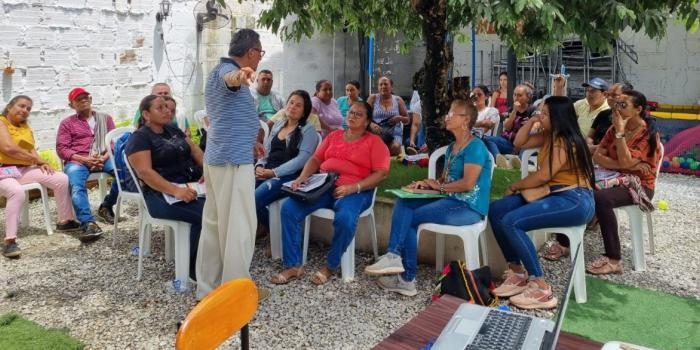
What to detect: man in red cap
<box><xmin>56</xmin><ymin>87</ymin><xmax>118</xmax><ymax>241</ymax></box>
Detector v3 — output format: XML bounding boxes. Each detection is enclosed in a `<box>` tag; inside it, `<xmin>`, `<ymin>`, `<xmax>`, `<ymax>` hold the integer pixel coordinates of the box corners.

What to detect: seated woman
<box><xmin>489</xmin><ymin>96</ymin><xmax>595</xmax><ymax>309</ymax></box>
<box><xmin>254</xmin><ymin>90</ymin><xmax>319</xmax><ymax>237</ymax></box>
<box><xmin>125</xmin><ymin>95</ymin><xmax>205</xmax><ymax>280</ymax></box>
<box><xmin>364</xmin><ymin>99</ymin><xmax>492</xmax><ymax>296</ymax></box>
<box><xmin>337</xmin><ymin>80</ymin><xmax>362</xmax><ymax>129</ymax></box>
<box><xmin>0</xmin><ymin>96</ymin><xmax>80</xmax><ymax>258</ymax></box>
<box><xmin>367</xmin><ymin>77</ymin><xmax>409</xmax><ymax>156</ymax></box>
<box><xmin>312</xmin><ymin>80</ymin><xmax>344</xmax><ymax>137</ymax></box>
<box><xmin>271</xmin><ymin>101</ymin><xmax>390</xmax><ymax>285</ymax></box>
<box><xmin>586</xmin><ymin>90</ymin><xmax>661</xmax><ymax>275</ymax></box>
<box><xmin>472</xmin><ymin>84</ymin><xmax>501</xmax><ymax>138</ymax></box>
<box><xmin>483</xmin><ymin>84</ymin><xmax>535</xmax><ymax>169</ymax></box>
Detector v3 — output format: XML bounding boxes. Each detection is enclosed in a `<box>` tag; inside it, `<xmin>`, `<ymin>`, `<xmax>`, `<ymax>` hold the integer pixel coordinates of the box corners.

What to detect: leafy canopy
<box><xmin>253</xmin><ymin>0</ymin><xmax>699</xmax><ymax>56</ymax></box>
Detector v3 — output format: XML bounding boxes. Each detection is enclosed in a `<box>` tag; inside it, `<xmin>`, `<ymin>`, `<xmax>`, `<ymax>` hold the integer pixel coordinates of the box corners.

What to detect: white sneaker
<box><xmin>377</xmin><ymin>275</ymin><xmax>417</xmax><ymax>296</ymax></box>
<box><xmin>495</xmin><ymin>154</ymin><xmax>511</xmax><ymax>169</ymax></box>
<box><xmin>364</xmin><ymin>252</ymin><xmax>405</xmax><ymax>276</ymax></box>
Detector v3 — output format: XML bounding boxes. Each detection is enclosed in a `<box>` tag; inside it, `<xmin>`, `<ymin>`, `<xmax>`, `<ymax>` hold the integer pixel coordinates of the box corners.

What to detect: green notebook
<box><xmin>385</xmin><ymin>189</ymin><xmax>447</xmax><ymax>199</ymax></box>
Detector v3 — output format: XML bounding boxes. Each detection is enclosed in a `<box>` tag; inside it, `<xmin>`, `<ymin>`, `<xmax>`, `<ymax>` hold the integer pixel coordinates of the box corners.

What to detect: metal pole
<box><xmin>368</xmin><ymin>35</ymin><xmax>374</xmax><ymax>95</ymax></box>
<box><xmin>471</xmin><ymin>28</ymin><xmax>476</xmax><ymax>88</ymax></box>
<box><xmin>507</xmin><ymin>49</ymin><xmax>517</xmax><ymax>107</ymax></box>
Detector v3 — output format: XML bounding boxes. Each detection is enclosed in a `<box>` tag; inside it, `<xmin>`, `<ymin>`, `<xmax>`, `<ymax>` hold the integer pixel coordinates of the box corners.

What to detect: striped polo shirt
<box><xmin>204</xmin><ymin>57</ymin><xmax>259</xmax><ymax>166</ymax></box>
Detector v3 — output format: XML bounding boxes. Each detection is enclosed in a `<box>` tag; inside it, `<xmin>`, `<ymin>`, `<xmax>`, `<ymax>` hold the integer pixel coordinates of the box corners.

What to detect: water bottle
<box><xmin>498</xmin><ymin>304</ymin><xmax>511</xmax><ymax>312</ymax></box>
<box><xmin>130</xmin><ymin>246</ymin><xmax>140</xmax><ymax>256</ymax></box>
<box><xmin>167</xmin><ymin>278</ymin><xmax>190</xmax><ymax>294</ymax></box>
<box><xmin>560</xmin><ymin>64</ymin><xmax>566</xmax><ymax>75</ymax></box>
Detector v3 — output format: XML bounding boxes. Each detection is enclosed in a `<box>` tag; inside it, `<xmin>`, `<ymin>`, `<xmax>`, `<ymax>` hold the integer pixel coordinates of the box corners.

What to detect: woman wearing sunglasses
<box><xmin>586</xmin><ymin>90</ymin><xmax>661</xmax><ymax>275</ymax></box>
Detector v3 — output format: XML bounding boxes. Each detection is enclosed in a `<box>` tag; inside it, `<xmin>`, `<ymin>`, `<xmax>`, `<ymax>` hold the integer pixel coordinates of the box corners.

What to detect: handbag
<box><xmin>281</xmin><ymin>172</ymin><xmax>338</xmax><ymax>204</ymax></box>
<box><xmin>520</xmin><ymin>184</ymin><xmax>576</xmax><ymax>203</ymax></box>
<box><xmin>0</xmin><ymin>166</ymin><xmax>22</xmax><ymax>180</ymax></box>
<box><xmin>432</xmin><ymin>261</ymin><xmax>498</xmax><ymax>306</ymax></box>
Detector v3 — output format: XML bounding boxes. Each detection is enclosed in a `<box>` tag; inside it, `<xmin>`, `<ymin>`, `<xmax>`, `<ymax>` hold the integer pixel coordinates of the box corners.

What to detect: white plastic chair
<box><xmin>259</xmin><ymin>119</ymin><xmax>269</xmax><ymax>141</ymax></box>
<box><xmin>613</xmin><ymin>143</ymin><xmax>664</xmax><ymax>271</ymax></box>
<box><xmin>301</xmin><ymin>188</ymin><xmax>380</xmax><ymax>282</ymax></box>
<box><xmin>528</xmin><ymin>225</ymin><xmax>587</xmax><ymax>303</ymax></box>
<box><xmin>268</xmin><ymin>131</ymin><xmax>323</xmax><ymax>260</ymax></box>
<box><xmin>18</xmin><ymin>183</ymin><xmax>54</xmax><ymax>235</ymax></box>
<box><xmin>193</xmin><ymin>110</ymin><xmax>208</xmax><ymax>131</ymax></box>
<box><xmin>105</xmin><ymin>126</ymin><xmax>139</xmax><ymax>246</ymax></box>
<box><xmin>416</xmin><ymin>146</ymin><xmax>496</xmax><ymax>271</ymax></box>
<box><xmin>520</xmin><ymin>148</ymin><xmax>539</xmax><ymax>179</ymax></box>
<box><xmin>124</xmin><ymin>154</ymin><xmax>192</xmax><ymax>286</ymax></box>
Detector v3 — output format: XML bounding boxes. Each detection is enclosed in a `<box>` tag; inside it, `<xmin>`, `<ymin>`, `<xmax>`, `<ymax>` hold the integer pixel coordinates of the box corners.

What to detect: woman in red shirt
<box><xmin>587</xmin><ymin>90</ymin><xmax>661</xmax><ymax>275</ymax></box>
<box><xmin>272</xmin><ymin>101</ymin><xmax>390</xmax><ymax>285</ymax></box>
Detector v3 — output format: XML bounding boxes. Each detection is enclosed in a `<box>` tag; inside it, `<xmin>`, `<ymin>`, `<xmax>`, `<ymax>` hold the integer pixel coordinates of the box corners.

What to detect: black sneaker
<box><xmin>3</xmin><ymin>241</ymin><xmax>21</xmax><ymax>259</ymax></box>
<box><xmin>80</xmin><ymin>222</ymin><xmax>103</xmax><ymax>243</ymax></box>
<box><xmin>56</xmin><ymin>220</ymin><xmax>82</xmax><ymax>232</ymax></box>
<box><xmin>97</xmin><ymin>205</ymin><xmax>115</xmax><ymax>225</ymax></box>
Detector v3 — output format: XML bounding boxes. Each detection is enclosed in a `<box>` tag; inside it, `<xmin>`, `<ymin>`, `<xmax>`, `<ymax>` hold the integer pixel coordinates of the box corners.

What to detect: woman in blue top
<box><xmin>365</xmin><ymin>99</ymin><xmax>492</xmax><ymax>296</ymax></box>
<box><xmin>336</xmin><ymin>80</ymin><xmax>362</xmax><ymax>129</ymax></box>
<box><xmin>254</xmin><ymin>90</ymin><xmax>319</xmax><ymax>237</ymax></box>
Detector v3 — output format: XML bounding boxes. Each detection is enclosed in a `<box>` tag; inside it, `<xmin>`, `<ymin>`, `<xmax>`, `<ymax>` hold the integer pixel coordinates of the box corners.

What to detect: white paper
<box><xmin>283</xmin><ymin>173</ymin><xmax>328</xmax><ymax>193</ymax></box>
<box><xmin>163</xmin><ymin>182</ymin><xmax>206</xmax><ymax>205</ymax></box>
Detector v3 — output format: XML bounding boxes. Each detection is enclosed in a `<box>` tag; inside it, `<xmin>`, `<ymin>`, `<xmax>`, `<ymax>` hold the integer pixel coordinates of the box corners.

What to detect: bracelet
<box><xmin>356</xmin><ymin>183</ymin><xmax>361</xmax><ymax>193</ymax></box>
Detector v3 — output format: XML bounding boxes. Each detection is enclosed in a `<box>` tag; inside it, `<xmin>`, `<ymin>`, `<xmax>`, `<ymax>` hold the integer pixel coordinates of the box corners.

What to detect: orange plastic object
<box><xmin>176</xmin><ymin>278</ymin><xmax>258</xmax><ymax>350</ymax></box>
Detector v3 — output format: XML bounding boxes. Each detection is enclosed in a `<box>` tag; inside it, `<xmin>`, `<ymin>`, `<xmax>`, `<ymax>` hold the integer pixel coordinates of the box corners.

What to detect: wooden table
<box><xmin>372</xmin><ymin>295</ymin><xmax>602</xmax><ymax>350</ymax></box>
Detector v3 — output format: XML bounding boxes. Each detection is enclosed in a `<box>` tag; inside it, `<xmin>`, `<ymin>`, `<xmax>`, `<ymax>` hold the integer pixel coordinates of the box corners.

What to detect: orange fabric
<box><xmin>314</xmin><ymin>130</ymin><xmax>390</xmax><ymax>186</ymax></box>
<box><xmin>598</xmin><ymin>126</ymin><xmax>660</xmax><ymax>189</ymax></box>
<box><xmin>537</xmin><ymin>136</ymin><xmax>592</xmax><ymax>188</ymax></box>
<box><xmin>175</xmin><ymin>278</ymin><xmax>258</xmax><ymax>350</ymax></box>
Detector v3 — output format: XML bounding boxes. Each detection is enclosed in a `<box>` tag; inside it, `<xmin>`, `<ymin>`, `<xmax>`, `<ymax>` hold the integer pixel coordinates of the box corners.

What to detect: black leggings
<box><xmin>556</xmin><ymin>186</ymin><xmax>653</xmax><ymax>260</ymax></box>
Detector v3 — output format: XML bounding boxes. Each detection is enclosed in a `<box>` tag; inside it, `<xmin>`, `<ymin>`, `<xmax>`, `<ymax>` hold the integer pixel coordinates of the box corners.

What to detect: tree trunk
<box><xmin>412</xmin><ymin>0</ymin><xmax>453</xmax><ymax>152</ymax></box>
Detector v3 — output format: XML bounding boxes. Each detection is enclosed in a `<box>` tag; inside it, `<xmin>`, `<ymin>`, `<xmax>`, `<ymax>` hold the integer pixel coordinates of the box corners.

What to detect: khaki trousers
<box><xmin>196</xmin><ymin>164</ymin><xmax>256</xmax><ymax>299</ymax></box>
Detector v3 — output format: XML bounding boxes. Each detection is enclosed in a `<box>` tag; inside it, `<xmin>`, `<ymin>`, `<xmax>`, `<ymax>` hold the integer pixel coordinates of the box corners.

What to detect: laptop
<box><xmin>432</xmin><ymin>244</ymin><xmax>581</xmax><ymax>350</ymax></box>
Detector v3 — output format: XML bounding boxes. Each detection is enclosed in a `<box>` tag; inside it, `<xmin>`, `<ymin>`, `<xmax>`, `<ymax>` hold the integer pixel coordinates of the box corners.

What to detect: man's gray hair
<box><xmin>516</xmin><ymin>84</ymin><xmax>533</xmax><ymax>98</ymax></box>
<box><xmin>228</xmin><ymin>29</ymin><xmax>261</xmax><ymax>57</ymax></box>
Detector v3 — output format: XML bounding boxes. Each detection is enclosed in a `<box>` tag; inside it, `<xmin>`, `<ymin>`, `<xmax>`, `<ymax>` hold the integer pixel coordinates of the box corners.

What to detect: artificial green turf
<box><xmin>563</xmin><ymin>277</ymin><xmax>700</xmax><ymax>350</ymax></box>
<box><xmin>377</xmin><ymin>160</ymin><xmax>521</xmax><ymax>201</ymax></box>
<box><xmin>0</xmin><ymin>314</ymin><xmax>84</xmax><ymax>350</ymax></box>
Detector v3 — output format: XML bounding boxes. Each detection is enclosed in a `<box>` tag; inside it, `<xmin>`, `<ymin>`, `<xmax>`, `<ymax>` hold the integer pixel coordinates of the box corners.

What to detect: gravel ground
<box><xmin>0</xmin><ymin>173</ymin><xmax>698</xmax><ymax>349</ymax></box>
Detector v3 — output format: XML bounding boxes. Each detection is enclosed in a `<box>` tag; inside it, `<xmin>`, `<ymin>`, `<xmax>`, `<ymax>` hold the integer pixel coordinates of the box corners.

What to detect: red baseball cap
<box><xmin>68</xmin><ymin>87</ymin><xmax>90</xmax><ymax>103</ymax></box>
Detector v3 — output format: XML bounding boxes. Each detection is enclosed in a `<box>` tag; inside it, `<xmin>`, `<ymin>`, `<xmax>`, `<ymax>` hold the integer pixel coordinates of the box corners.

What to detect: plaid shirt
<box><xmin>56</xmin><ymin>111</ymin><xmax>115</xmax><ymax>163</ymax></box>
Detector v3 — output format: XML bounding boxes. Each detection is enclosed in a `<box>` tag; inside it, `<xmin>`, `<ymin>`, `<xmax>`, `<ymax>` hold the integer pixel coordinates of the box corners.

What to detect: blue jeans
<box><xmin>64</xmin><ymin>159</ymin><xmax>119</xmax><ymax>224</ymax></box>
<box><xmin>488</xmin><ymin>187</ymin><xmax>594</xmax><ymax>277</ymax></box>
<box><xmin>255</xmin><ymin>174</ymin><xmax>297</xmax><ymax>228</ymax></box>
<box><xmin>386</xmin><ymin>197</ymin><xmax>483</xmax><ymax>281</ymax></box>
<box><xmin>483</xmin><ymin>136</ymin><xmax>515</xmax><ymax>156</ymax></box>
<box><xmin>280</xmin><ymin>188</ymin><xmax>373</xmax><ymax>269</ymax></box>
<box><xmin>143</xmin><ymin>190</ymin><xmax>204</xmax><ymax>280</ymax></box>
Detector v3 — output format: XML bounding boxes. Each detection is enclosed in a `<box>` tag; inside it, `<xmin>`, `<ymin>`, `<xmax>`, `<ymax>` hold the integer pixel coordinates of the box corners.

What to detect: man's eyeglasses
<box><xmin>251</xmin><ymin>48</ymin><xmax>265</xmax><ymax>57</ymax></box>
<box><xmin>446</xmin><ymin>111</ymin><xmax>468</xmax><ymax>119</ymax></box>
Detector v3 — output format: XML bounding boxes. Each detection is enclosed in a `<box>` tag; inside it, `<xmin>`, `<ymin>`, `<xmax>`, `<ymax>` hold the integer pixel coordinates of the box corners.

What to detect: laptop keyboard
<box><xmin>464</xmin><ymin>310</ymin><xmax>532</xmax><ymax>350</ymax></box>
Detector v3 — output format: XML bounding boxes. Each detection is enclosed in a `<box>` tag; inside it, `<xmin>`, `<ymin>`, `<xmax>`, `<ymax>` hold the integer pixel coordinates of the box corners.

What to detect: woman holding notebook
<box><xmin>271</xmin><ymin>101</ymin><xmax>390</xmax><ymax>286</ymax></box>
<box><xmin>365</xmin><ymin>99</ymin><xmax>492</xmax><ymax>297</ymax></box>
<box><xmin>125</xmin><ymin>95</ymin><xmax>205</xmax><ymax>280</ymax></box>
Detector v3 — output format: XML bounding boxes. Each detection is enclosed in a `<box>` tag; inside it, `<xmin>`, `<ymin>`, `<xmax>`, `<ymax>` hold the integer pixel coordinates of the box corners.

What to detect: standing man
<box><xmin>56</xmin><ymin>88</ymin><xmax>118</xmax><ymax>241</ymax></box>
<box><xmin>252</xmin><ymin>69</ymin><xmax>284</xmax><ymax>121</ymax></box>
<box><xmin>196</xmin><ymin>29</ymin><xmax>269</xmax><ymax>300</ymax></box>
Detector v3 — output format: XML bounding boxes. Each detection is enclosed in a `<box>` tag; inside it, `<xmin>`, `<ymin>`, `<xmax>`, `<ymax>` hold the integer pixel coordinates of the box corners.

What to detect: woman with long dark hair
<box><xmin>254</xmin><ymin>90</ymin><xmax>319</xmax><ymax>237</ymax></box>
<box><xmin>586</xmin><ymin>90</ymin><xmax>661</xmax><ymax>275</ymax></box>
<box><xmin>489</xmin><ymin>96</ymin><xmax>595</xmax><ymax>310</ymax></box>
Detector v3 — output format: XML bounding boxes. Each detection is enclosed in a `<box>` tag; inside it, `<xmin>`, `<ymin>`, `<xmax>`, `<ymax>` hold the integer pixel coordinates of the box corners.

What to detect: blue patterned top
<box><xmin>443</xmin><ymin>138</ymin><xmax>492</xmax><ymax>216</ymax></box>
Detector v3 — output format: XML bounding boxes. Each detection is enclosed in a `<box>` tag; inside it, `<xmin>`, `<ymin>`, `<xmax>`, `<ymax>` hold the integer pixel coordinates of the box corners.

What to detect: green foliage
<box><xmin>0</xmin><ymin>313</ymin><xmax>84</xmax><ymax>350</ymax></box>
<box><xmin>252</xmin><ymin>0</ymin><xmax>698</xmax><ymax>58</ymax></box>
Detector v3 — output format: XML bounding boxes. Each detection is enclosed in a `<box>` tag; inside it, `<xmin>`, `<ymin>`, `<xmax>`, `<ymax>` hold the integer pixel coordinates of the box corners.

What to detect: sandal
<box><xmin>310</xmin><ymin>268</ymin><xmax>333</xmax><ymax>285</ymax></box>
<box><xmin>586</xmin><ymin>256</ymin><xmax>623</xmax><ymax>275</ymax></box>
<box><xmin>543</xmin><ymin>242</ymin><xmax>570</xmax><ymax>261</ymax></box>
<box><xmin>405</xmin><ymin>146</ymin><xmax>418</xmax><ymax>155</ymax></box>
<box><xmin>586</xmin><ymin>216</ymin><xmax>599</xmax><ymax>231</ymax></box>
<box><xmin>271</xmin><ymin>267</ymin><xmax>304</xmax><ymax>285</ymax></box>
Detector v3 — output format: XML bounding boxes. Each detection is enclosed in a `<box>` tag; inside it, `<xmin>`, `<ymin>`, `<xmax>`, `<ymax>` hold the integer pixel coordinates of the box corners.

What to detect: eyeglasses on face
<box><xmin>614</xmin><ymin>101</ymin><xmax>629</xmax><ymax>109</ymax></box>
<box><xmin>347</xmin><ymin>110</ymin><xmax>366</xmax><ymax>119</ymax></box>
<box><xmin>446</xmin><ymin>111</ymin><xmax>468</xmax><ymax>119</ymax></box>
<box><xmin>251</xmin><ymin>48</ymin><xmax>265</xmax><ymax>57</ymax></box>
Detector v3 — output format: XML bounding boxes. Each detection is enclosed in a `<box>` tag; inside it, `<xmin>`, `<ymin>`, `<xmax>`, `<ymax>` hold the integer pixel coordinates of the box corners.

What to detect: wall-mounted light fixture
<box><xmin>155</xmin><ymin>0</ymin><xmax>171</xmax><ymax>22</ymax></box>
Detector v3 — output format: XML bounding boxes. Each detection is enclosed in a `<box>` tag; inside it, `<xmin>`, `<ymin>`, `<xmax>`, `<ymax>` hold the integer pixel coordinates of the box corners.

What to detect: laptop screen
<box><xmin>541</xmin><ymin>243</ymin><xmax>581</xmax><ymax>350</ymax></box>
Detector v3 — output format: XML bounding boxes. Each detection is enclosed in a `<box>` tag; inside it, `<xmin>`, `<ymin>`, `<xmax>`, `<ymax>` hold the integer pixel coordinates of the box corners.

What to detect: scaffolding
<box><xmin>489</xmin><ymin>37</ymin><xmax>638</xmax><ymax>100</ymax></box>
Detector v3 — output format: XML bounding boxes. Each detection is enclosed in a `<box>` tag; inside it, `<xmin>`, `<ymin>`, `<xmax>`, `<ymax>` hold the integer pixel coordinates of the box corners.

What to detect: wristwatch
<box><xmin>439</xmin><ymin>184</ymin><xmax>446</xmax><ymax>194</ymax></box>
<box><xmin>614</xmin><ymin>131</ymin><xmax>625</xmax><ymax>139</ymax></box>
